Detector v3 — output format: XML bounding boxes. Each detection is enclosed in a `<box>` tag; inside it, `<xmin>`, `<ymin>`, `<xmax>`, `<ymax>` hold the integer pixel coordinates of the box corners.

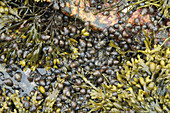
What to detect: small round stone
<box><xmin>76</xmin><ymin>79</ymin><xmax>82</xmax><ymax>86</ymax></box>
<box><xmin>59</xmin><ymin>40</ymin><xmax>65</xmax><ymax>47</ymax></box>
<box><xmin>36</xmin><ymin>94</ymin><xmax>43</xmax><ymax>101</ymax></box>
<box><xmin>23</xmin><ymin>101</ymin><xmax>30</xmax><ymax>110</ymax></box>
<box><xmin>97</xmin><ymin>5</ymin><xmax>102</xmax><ymax>9</ymax></box>
<box><xmin>97</xmin><ymin>77</ymin><xmax>103</xmax><ymax>83</ymax></box>
<box><xmin>39</xmin><ymin>80</ymin><xmax>46</xmax><ymax>86</ymax></box>
<box><xmin>79</xmin><ymin>39</ymin><xmax>86</xmax><ymax>47</ymax></box>
<box><xmin>103</xmin><ymin>11</ymin><xmax>110</xmax><ymax>16</ymax></box>
<box><xmin>57</xmin><ymin>103</ymin><xmax>62</xmax><ymax>108</ymax></box>
<box><xmin>14</xmin><ymin>72</ymin><xmax>22</xmax><ymax>82</ymax></box>
<box><xmin>70</xmin><ymin>62</ymin><xmax>76</xmax><ymax>68</ymax></box>
<box><xmin>113</xmin><ymin>24</ymin><xmax>119</xmax><ymax>29</ymax></box>
<box><xmin>80</xmin><ymin>89</ymin><xmax>86</xmax><ymax>95</ymax></box>
<box><xmin>93</xmin><ymin>70</ymin><xmax>101</xmax><ymax>76</ymax></box>
<box><xmin>58</xmin><ymin>83</ymin><xmax>63</xmax><ymax>89</ymax></box>
<box><xmin>63</xmin><ymin>86</ymin><xmax>70</xmax><ymax>97</ymax></box>
<box><xmin>27</xmin><ymin>76</ymin><xmax>33</xmax><ymax>82</ymax></box>
<box><xmin>118</xmin><ymin>20</ymin><xmax>123</xmax><ymax>24</ymax></box>
<box><xmin>5</xmin><ymin>78</ymin><xmax>13</xmax><ymax>86</ymax></box>
<box><xmin>108</xmin><ymin>27</ymin><xmax>115</xmax><ymax>33</ymax></box>
<box><xmin>71</xmin><ymin>101</ymin><xmax>77</xmax><ymax>108</ymax></box>
<box><xmin>113</xmin><ymin>60</ymin><xmax>119</xmax><ymax>65</ymax></box>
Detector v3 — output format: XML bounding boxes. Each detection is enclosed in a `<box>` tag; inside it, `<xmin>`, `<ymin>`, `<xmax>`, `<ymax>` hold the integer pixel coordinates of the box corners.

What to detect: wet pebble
<box><xmin>57</xmin><ymin>102</ymin><xmax>62</xmax><ymax>108</ymax></box>
<box><xmin>80</xmin><ymin>88</ymin><xmax>86</xmax><ymax>95</ymax></box>
<box><xmin>14</xmin><ymin>72</ymin><xmax>22</xmax><ymax>82</ymax></box>
<box><xmin>63</xmin><ymin>86</ymin><xmax>71</xmax><ymax>97</ymax></box>
<box><xmin>5</xmin><ymin>78</ymin><xmax>13</xmax><ymax>86</ymax></box>
<box><xmin>97</xmin><ymin>77</ymin><xmax>103</xmax><ymax>83</ymax></box>
<box><xmin>23</xmin><ymin>101</ymin><xmax>30</xmax><ymax>110</ymax></box>
<box><xmin>58</xmin><ymin>83</ymin><xmax>63</xmax><ymax>89</ymax></box>
<box><xmin>39</xmin><ymin>79</ymin><xmax>46</xmax><ymax>86</ymax></box>
<box><xmin>79</xmin><ymin>39</ymin><xmax>86</xmax><ymax>47</ymax></box>
<box><xmin>71</xmin><ymin>101</ymin><xmax>77</xmax><ymax>109</ymax></box>
<box><xmin>93</xmin><ymin>70</ymin><xmax>101</xmax><ymax>76</ymax></box>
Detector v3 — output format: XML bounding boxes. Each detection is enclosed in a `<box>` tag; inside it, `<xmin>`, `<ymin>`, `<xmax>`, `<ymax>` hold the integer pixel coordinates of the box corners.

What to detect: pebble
<box><xmin>14</xmin><ymin>72</ymin><xmax>22</xmax><ymax>82</ymax></box>
<box><xmin>5</xmin><ymin>78</ymin><xmax>13</xmax><ymax>86</ymax></box>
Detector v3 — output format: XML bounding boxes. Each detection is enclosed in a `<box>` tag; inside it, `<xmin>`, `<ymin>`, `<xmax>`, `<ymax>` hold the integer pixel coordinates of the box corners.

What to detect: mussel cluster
<box><xmin>0</xmin><ymin>0</ymin><xmax>169</xmax><ymax>113</ymax></box>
